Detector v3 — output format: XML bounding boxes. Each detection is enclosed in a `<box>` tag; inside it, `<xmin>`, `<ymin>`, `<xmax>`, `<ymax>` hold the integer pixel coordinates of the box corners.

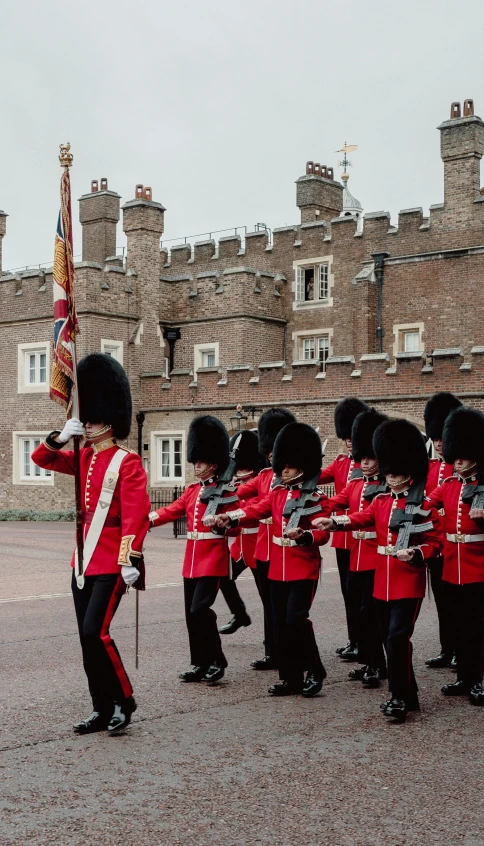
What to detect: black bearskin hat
<box><xmin>442</xmin><ymin>407</ymin><xmax>484</xmax><ymax>468</ymax></box>
<box><xmin>272</xmin><ymin>423</ymin><xmax>322</xmax><ymax>480</ymax></box>
<box><xmin>334</xmin><ymin>397</ymin><xmax>370</xmax><ymax>440</ymax></box>
<box><xmin>373</xmin><ymin>419</ymin><xmax>428</xmax><ymax>482</ymax></box>
<box><xmin>230</xmin><ymin>430</ymin><xmax>266</xmax><ymax>472</ymax></box>
<box><xmin>424</xmin><ymin>392</ymin><xmax>462</xmax><ymax>441</ymax></box>
<box><xmin>351</xmin><ymin>409</ymin><xmax>389</xmax><ymax>463</ymax></box>
<box><xmin>77</xmin><ymin>353</ymin><xmax>132</xmax><ymax>440</ymax></box>
<box><xmin>258</xmin><ymin>407</ymin><xmax>296</xmax><ymax>457</ymax></box>
<box><xmin>187</xmin><ymin>415</ymin><xmax>230</xmax><ymax>470</ymax></box>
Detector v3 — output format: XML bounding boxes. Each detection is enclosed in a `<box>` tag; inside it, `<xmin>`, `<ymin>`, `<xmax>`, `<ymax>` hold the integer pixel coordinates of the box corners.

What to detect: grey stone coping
<box><xmin>126</xmin><ymin>268</ymin><xmax>138</xmax><ymax>276</ymax></box>
<box><xmin>105</xmin><ymin>255</ymin><xmax>123</xmax><ymax>263</ymax></box>
<box><xmin>0</xmin><ymin>209</ymin><xmax>7</xmax><ymax>215</ymax></box>
<box><xmin>331</xmin><ymin>215</ymin><xmax>357</xmax><ymax>224</ymax></box>
<box><xmin>296</xmin><ymin>174</ymin><xmax>342</xmax><ymax>188</ymax></box>
<box><xmin>225</xmin><ymin>364</ymin><xmax>254</xmax><ymax>372</ymax></box>
<box><xmin>438</xmin><ymin>115</ymin><xmax>484</xmax><ymax>130</ymax></box>
<box><xmin>249</xmin><ymin>376</ymin><xmax>260</xmax><ymax>384</ymax></box>
<box><xmin>293</xmin><ymin>240</ymin><xmax>303</xmax><ymax>247</ymax></box>
<box><xmin>395</xmin><ymin>351</ymin><xmax>424</xmax><ymax>360</ymax></box>
<box><xmin>351</xmin><ymin>369</ymin><xmax>362</xmax><ymax>377</ymax></box>
<box><xmin>273</xmin><ymin>225</ymin><xmax>297</xmax><ymax>234</ymax></box>
<box><xmin>419</xmin><ymin>223</ymin><xmax>430</xmax><ymax>230</ymax></box>
<box><xmin>161</xmin><ymin>382</ymin><xmax>171</xmax><ymax>389</ymax></box>
<box><xmin>122</xmin><ymin>198</ymin><xmax>166</xmax><ymax>211</ymax></box>
<box><xmin>363</xmin><ymin>210</ymin><xmax>390</xmax><ymax>220</ymax></box>
<box><xmin>257</xmin><ymin>270</ymin><xmax>276</xmax><ymax>279</ymax></box>
<box><xmin>218</xmin><ymin>234</ymin><xmax>241</xmax><ymax>243</ymax></box>
<box><xmin>385</xmin><ymin>366</ymin><xmax>397</xmax><ymax>375</ymax></box>
<box><xmin>196</xmin><ymin>366</ymin><xmax>220</xmax><ymax>374</ymax></box>
<box><xmin>74</xmin><ymin>261</ymin><xmax>103</xmax><ymax>270</ymax></box>
<box><xmin>274</xmin><ymin>273</ymin><xmax>287</xmax><ymax>282</ymax></box>
<box><xmin>360</xmin><ymin>353</ymin><xmax>390</xmax><ymax>362</ymax></box>
<box><xmin>17</xmin><ymin>269</ymin><xmax>46</xmax><ymax>279</ymax></box>
<box><xmin>215</xmin><ymin>285</ymin><xmax>224</xmax><ymax>294</ymax></box>
<box><xmin>292</xmin><ymin>359</ymin><xmax>321</xmax><ymax>368</ymax></box>
<box><xmin>246</xmin><ymin>230</ymin><xmax>267</xmax><ymax>239</ymax></box>
<box><xmin>315</xmin><ymin>371</ymin><xmax>326</xmax><ymax>380</ymax></box>
<box><xmin>300</xmin><ymin>220</ymin><xmax>328</xmax><ymax>230</ymax></box>
<box><xmin>189</xmin><ymin>381</ymin><xmax>197</xmax><ymax>388</ymax></box>
<box><xmin>471</xmin><ymin>346</ymin><xmax>484</xmax><ymax>354</ymax></box>
<box><xmin>460</xmin><ymin>363</ymin><xmax>472</xmax><ymax>371</ymax></box>
<box><xmin>325</xmin><ymin>355</ymin><xmax>355</xmax><ymax>365</ymax></box>
<box><xmin>282</xmin><ymin>374</ymin><xmax>293</xmax><ymax>381</ymax></box>
<box><xmin>140</xmin><ymin>370</ymin><xmax>167</xmax><ymax>378</ymax></box>
<box><xmin>170</xmin><ymin>368</ymin><xmax>192</xmax><ymax>376</ymax></box>
<box><xmin>197</xmin><ymin>270</ymin><xmax>220</xmax><ymax>279</ymax></box>
<box><xmin>79</xmin><ymin>189</ymin><xmax>121</xmax><ymax>200</ymax></box>
<box><xmin>160</xmin><ymin>273</ymin><xmax>193</xmax><ymax>282</ymax></box>
<box><xmin>15</xmin><ymin>289</ymin><xmax>23</xmax><ymax>295</ymax></box>
<box><xmin>431</xmin><ymin>347</ymin><xmax>463</xmax><ymax>358</ymax></box>
<box><xmin>104</xmin><ymin>265</ymin><xmax>126</xmax><ymax>274</ymax></box>
<box><xmin>421</xmin><ymin>364</ymin><xmax>433</xmax><ymax>374</ymax></box>
<box><xmin>217</xmin><ymin>378</ymin><xmax>227</xmax><ymax>386</ymax></box>
<box><xmin>474</xmin><ymin>196</ymin><xmax>484</xmax><ymax>204</ymax></box>
<box><xmin>429</xmin><ymin>203</ymin><xmax>444</xmax><ymax>210</ymax></box>
<box><xmin>194</xmin><ymin>239</ymin><xmax>216</xmax><ymax>248</ymax></box>
<box><xmin>398</xmin><ymin>207</ymin><xmax>423</xmax><ymax>215</ymax></box>
<box><xmin>170</xmin><ymin>243</ymin><xmax>191</xmax><ymax>253</ymax></box>
<box><xmin>223</xmin><ymin>266</ymin><xmax>257</xmax><ymax>276</ymax></box>
<box><xmin>388</xmin><ymin>228</ymin><xmax>398</xmax><ymax>235</ymax></box>
<box><xmin>258</xmin><ymin>361</ymin><xmax>285</xmax><ymax>370</ymax></box>
<box><xmin>188</xmin><ymin>290</ymin><xmax>198</xmax><ymax>298</ymax></box>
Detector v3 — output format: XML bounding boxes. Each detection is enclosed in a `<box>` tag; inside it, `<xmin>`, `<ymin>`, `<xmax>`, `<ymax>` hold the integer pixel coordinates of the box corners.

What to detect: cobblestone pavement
<box><xmin>1</xmin><ymin>522</ymin><xmax>483</xmax><ymax>846</ymax></box>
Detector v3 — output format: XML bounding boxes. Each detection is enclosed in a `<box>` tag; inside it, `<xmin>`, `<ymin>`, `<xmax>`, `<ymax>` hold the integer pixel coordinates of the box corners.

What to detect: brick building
<box><xmin>1</xmin><ymin>99</ymin><xmax>484</xmax><ymax>513</ymax></box>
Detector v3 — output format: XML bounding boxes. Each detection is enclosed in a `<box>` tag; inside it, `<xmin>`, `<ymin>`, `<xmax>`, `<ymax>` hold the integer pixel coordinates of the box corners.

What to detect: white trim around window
<box><xmin>292</xmin><ymin>328</ymin><xmax>334</xmax><ymax>368</ymax></box>
<box><xmin>101</xmin><ymin>339</ymin><xmax>124</xmax><ymax>365</ymax></box>
<box><xmin>18</xmin><ymin>342</ymin><xmax>50</xmax><ymax>394</ymax></box>
<box><xmin>392</xmin><ymin>322</ymin><xmax>425</xmax><ymax>356</ymax></box>
<box><xmin>292</xmin><ymin>255</ymin><xmax>334</xmax><ymax>310</ymax></box>
<box><xmin>150</xmin><ymin>430</ymin><xmax>186</xmax><ymax>486</ymax></box>
<box><xmin>194</xmin><ymin>342</ymin><xmax>220</xmax><ymax>380</ymax></box>
<box><xmin>12</xmin><ymin>432</ymin><xmax>54</xmax><ymax>486</ymax></box>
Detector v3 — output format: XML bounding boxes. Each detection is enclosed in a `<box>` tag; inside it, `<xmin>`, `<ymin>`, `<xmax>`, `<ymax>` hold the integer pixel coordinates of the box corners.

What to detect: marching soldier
<box><xmin>315</xmin><ymin>419</ymin><xmax>441</xmax><ymax>721</ymax></box>
<box><xmin>32</xmin><ymin>353</ymin><xmax>150</xmax><ymax>735</ymax></box>
<box><xmin>327</xmin><ymin>409</ymin><xmax>388</xmax><ymax>689</ymax></box>
<box><xmin>320</xmin><ymin>397</ymin><xmax>369</xmax><ymax>660</ymax></box>
<box><xmin>428</xmin><ymin>407</ymin><xmax>484</xmax><ymax>706</ymax></box>
<box><xmin>149</xmin><ymin>415</ymin><xmax>233</xmax><ymax>684</ymax></box>
<box><xmin>211</xmin><ymin>423</ymin><xmax>331</xmax><ymax>697</ymax></box>
<box><xmin>218</xmin><ymin>430</ymin><xmax>265</xmax><ymax>635</ymax></box>
<box><xmin>424</xmin><ymin>391</ymin><xmax>462</xmax><ymax>670</ymax></box>
<box><xmin>234</xmin><ymin>408</ymin><xmax>296</xmax><ymax>670</ymax></box>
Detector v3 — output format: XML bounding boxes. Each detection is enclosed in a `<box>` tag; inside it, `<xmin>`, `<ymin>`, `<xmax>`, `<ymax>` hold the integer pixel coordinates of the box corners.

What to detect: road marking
<box><xmin>0</xmin><ymin>568</ymin><xmax>338</xmax><ymax>604</ymax></box>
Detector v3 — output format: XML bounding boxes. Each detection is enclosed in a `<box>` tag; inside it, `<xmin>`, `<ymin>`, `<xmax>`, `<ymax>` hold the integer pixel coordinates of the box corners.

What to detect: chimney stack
<box><xmin>296</xmin><ymin>162</ymin><xmax>343</xmax><ymax>223</ymax></box>
<box><xmin>0</xmin><ymin>210</ymin><xmax>7</xmax><ymax>275</ymax></box>
<box><xmin>78</xmin><ymin>179</ymin><xmax>121</xmax><ymax>264</ymax></box>
<box><xmin>438</xmin><ymin>99</ymin><xmax>484</xmax><ymax>215</ymax></box>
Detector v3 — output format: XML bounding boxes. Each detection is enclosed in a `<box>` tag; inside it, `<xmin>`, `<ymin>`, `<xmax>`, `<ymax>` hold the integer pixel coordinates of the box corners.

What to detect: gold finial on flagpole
<box><xmin>59</xmin><ymin>143</ymin><xmax>73</xmax><ymax>168</ymax></box>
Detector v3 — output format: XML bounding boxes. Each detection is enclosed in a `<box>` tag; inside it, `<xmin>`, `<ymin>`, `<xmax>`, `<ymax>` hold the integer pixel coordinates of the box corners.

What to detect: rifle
<box><xmin>282</xmin><ymin>473</ymin><xmax>323</xmax><ymax>534</ymax></box>
<box><xmin>200</xmin><ymin>433</ymin><xmax>241</xmax><ymax>533</ymax></box>
<box><xmin>389</xmin><ymin>479</ymin><xmax>433</xmax><ymax>554</ymax></box>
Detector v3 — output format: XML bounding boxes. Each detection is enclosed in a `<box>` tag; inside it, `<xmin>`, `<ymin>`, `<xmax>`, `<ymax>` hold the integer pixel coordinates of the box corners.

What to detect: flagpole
<box><xmin>58</xmin><ymin>143</ymin><xmax>84</xmax><ymax>576</ymax></box>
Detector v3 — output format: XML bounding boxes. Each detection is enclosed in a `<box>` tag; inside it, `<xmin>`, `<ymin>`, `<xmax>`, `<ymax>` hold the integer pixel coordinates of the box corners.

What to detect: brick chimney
<box><xmin>438</xmin><ymin>99</ymin><xmax>484</xmax><ymax>215</ymax></box>
<box><xmin>78</xmin><ymin>179</ymin><xmax>121</xmax><ymax>264</ymax></box>
<box><xmin>122</xmin><ymin>185</ymin><xmax>166</xmax><ymax>372</ymax></box>
<box><xmin>0</xmin><ymin>210</ymin><xmax>7</xmax><ymax>274</ymax></box>
<box><xmin>296</xmin><ymin>162</ymin><xmax>343</xmax><ymax>223</ymax></box>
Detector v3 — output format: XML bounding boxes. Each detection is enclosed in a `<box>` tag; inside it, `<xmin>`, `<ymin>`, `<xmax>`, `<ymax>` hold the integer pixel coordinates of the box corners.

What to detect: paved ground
<box><xmin>1</xmin><ymin>522</ymin><xmax>483</xmax><ymax>846</ymax></box>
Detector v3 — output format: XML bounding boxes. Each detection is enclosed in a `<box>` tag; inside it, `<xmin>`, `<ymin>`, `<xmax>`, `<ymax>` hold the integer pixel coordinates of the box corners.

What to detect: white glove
<box><xmin>121</xmin><ymin>565</ymin><xmax>140</xmax><ymax>586</ymax></box>
<box><xmin>57</xmin><ymin>418</ymin><xmax>85</xmax><ymax>443</ymax></box>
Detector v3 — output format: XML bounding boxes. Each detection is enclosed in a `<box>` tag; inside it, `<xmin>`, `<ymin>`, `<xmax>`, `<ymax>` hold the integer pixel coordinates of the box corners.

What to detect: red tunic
<box><xmin>425</xmin><ymin>458</ymin><xmax>454</xmax><ymax>495</ymax></box>
<box><xmin>151</xmin><ymin>481</ymin><xmax>233</xmax><ymax>578</ymax></box>
<box><xmin>228</xmin><ymin>474</ymin><xmax>259</xmax><ymax>570</ymax></box>
<box><xmin>238</xmin><ymin>485</ymin><xmax>331</xmax><ymax>581</ymax></box>
<box><xmin>32</xmin><ymin>439</ymin><xmax>150</xmax><ymax>576</ymax></box>
<box><xmin>342</xmin><ymin>492</ymin><xmax>441</xmax><ymax>600</ymax></box>
<box><xmin>320</xmin><ymin>454</ymin><xmax>359</xmax><ymax>551</ymax></box>
<box><xmin>236</xmin><ymin>467</ymin><xmax>275</xmax><ymax>563</ymax></box>
<box><xmin>330</xmin><ymin>476</ymin><xmax>383</xmax><ymax>572</ymax></box>
<box><xmin>427</xmin><ymin>476</ymin><xmax>484</xmax><ymax>585</ymax></box>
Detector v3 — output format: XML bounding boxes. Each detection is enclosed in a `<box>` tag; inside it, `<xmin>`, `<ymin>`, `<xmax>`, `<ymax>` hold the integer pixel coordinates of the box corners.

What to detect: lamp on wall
<box><xmin>230</xmin><ymin>404</ymin><xmax>248</xmax><ymax>432</ymax></box>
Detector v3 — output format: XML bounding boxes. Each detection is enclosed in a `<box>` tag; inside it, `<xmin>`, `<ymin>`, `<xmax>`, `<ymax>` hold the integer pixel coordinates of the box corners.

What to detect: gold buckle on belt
<box><xmin>191</xmin><ymin>531</ymin><xmax>199</xmax><ymax>540</ymax></box>
<box><xmin>385</xmin><ymin>545</ymin><xmax>394</xmax><ymax>555</ymax></box>
<box><xmin>281</xmin><ymin>537</ymin><xmax>291</xmax><ymax>547</ymax></box>
<box><xmin>455</xmin><ymin>533</ymin><xmax>465</xmax><ymax>543</ymax></box>
<box><xmin>356</xmin><ymin>531</ymin><xmax>365</xmax><ymax>540</ymax></box>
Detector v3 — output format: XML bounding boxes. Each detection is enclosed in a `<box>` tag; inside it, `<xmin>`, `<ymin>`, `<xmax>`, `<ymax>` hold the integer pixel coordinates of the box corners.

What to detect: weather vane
<box><xmin>335</xmin><ymin>142</ymin><xmax>358</xmax><ymax>179</ymax></box>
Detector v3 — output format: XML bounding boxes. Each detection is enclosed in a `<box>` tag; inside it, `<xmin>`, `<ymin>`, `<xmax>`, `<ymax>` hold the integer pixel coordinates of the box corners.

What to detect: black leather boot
<box><xmin>251</xmin><ymin>655</ymin><xmax>276</xmax><ymax>670</ymax></box>
<box><xmin>362</xmin><ymin>667</ymin><xmax>384</xmax><ymax>688</ymax></box>
<box><xmin>202</xmin><ymin>661</ymin><xmax>227</xmax><ymax>683</ymax></box>
<box><xmin>339</xmin><ymin>643</ymin><xmax>358</xmax><ymax>662</ymax></box>
<box><xmin>268</xmin><ymin>681</ymin><xmax>302</xmax><ymax>696</ymax></box>
<box><xmin>73</xmin><ymin>711</ymin><xmax>109</xmax><ymax>734</ymax></box>
<box><xmin>382</xmin><ymin>698</ymin><xmax>407</xmax><ymax>721</ymax></box>
<box><xmin>469</xmin><ymin>683</ymin><xmax>484</xmax><ymax>705</ymax></box>
<box><xmin>179</xmin><ymin>666</ymin><xmax>208</xmax><ymax>682</ymax></box>
<box><xmin>302</xmin><ymin>673</ymin><xmax>324</xmax><ymax>697</ymax></box>
<box><xmin>107</xmin><ymin>697</ymin><xmax>137</xmax><ymax>734</ymax></box>
<box><xmin>441</xmin><ymin>680</ymin><xmax>470</xmax><ymax>696</ymax></box>
<box><xmin>450</xmin><ymin>654</ymin><xmax>458</xmax><ymax>672</ymax></box>
<box><xmin>336</xmin><ymin>642</ymin><xmax>351</xmax><ymax>655</ymax></box>
<box><xmin>219</xmin><ymin>613</ymin><xmax>251</xmax><ymax>634</ymax></box>
<box><xmin>425</xmin><ymin>652</ymin><xmax>452</xmax><ymax>668</ymax></box>
<box><xmin>348</xmin><ymin>665</ymin><xmax>367</xmax><ymax>681</ymax></box>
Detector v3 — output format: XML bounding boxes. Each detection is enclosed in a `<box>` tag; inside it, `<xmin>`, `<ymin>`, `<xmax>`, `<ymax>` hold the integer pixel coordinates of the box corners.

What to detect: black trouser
<box><xmin>375</xmin><ymin>598</ymin><xmax>422</xmax><ymax>703</ymax></box>
<box><xmin>336</xmin><ymin>548</ymin><xmax>356</xmax><ymax>643</ymax></box>
<box><xmin>347</xmin><ymin>570</ymin><xmax>386</xmax><ymax>671</ymax></box>
<box><xmin>71</xmin><ymin>572</ymin><xmax>132</xmax><ymax>717</ymax></box>
<box><xmin>219</xmin><ymin>557</ymin><xmax>248</xmax><ymax>618</ymax></box>
<box><xmin>184</xmin><ymin>577</ymin><xmax>227</xmax><ymax>668</ymax></box>
<box><xmin>254</xmin><ymin>559</ymin><xmax>276</xmax><ymax>660</ymax></box>
<box><xmin>270</xmin><ymin>579</ymin><xmax>326</xmax><ymax>688</ymax></box>
<box><xmin>428</xmin><ymin>557</ymin><xmax>455</xmax><ymax>656</ymax></box>
<box><xmin>443</xmin><ymin>581</ymin><xmax>484</xmax><ymax>686</ymax></box>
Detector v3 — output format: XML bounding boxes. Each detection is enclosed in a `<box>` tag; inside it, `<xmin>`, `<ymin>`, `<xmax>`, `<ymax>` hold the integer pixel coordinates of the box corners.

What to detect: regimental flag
<box><xmin>50</xmin><ymin>167</ymin><xmax>79</xmax><ymax>412</ymax></box>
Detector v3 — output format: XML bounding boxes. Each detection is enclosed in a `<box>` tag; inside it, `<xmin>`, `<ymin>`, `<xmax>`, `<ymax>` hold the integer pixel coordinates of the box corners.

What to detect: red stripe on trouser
<box><xmin>407</xmin><ymin>599</ymin><xmax>421</xmax><ymax>686</ymax></box>
<box><xmin>100</xmin><ymin>574</ymin><xmax>133</xmax><ymax>699</ymax></box>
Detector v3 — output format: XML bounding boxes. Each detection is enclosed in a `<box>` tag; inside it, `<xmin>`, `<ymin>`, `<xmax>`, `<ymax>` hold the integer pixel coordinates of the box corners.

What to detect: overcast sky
<box><xmin>1</xmin><ymin>0</ymin><xmax>483</xmax><ymax>271</ymax></box>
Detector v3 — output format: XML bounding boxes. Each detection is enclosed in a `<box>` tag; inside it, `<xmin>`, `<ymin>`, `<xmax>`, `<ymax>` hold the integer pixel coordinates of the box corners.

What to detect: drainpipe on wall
<box><xmin>372</xmin><ymin>252</ymin><xmax>389</xmax><ymax>354</ymax></box>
